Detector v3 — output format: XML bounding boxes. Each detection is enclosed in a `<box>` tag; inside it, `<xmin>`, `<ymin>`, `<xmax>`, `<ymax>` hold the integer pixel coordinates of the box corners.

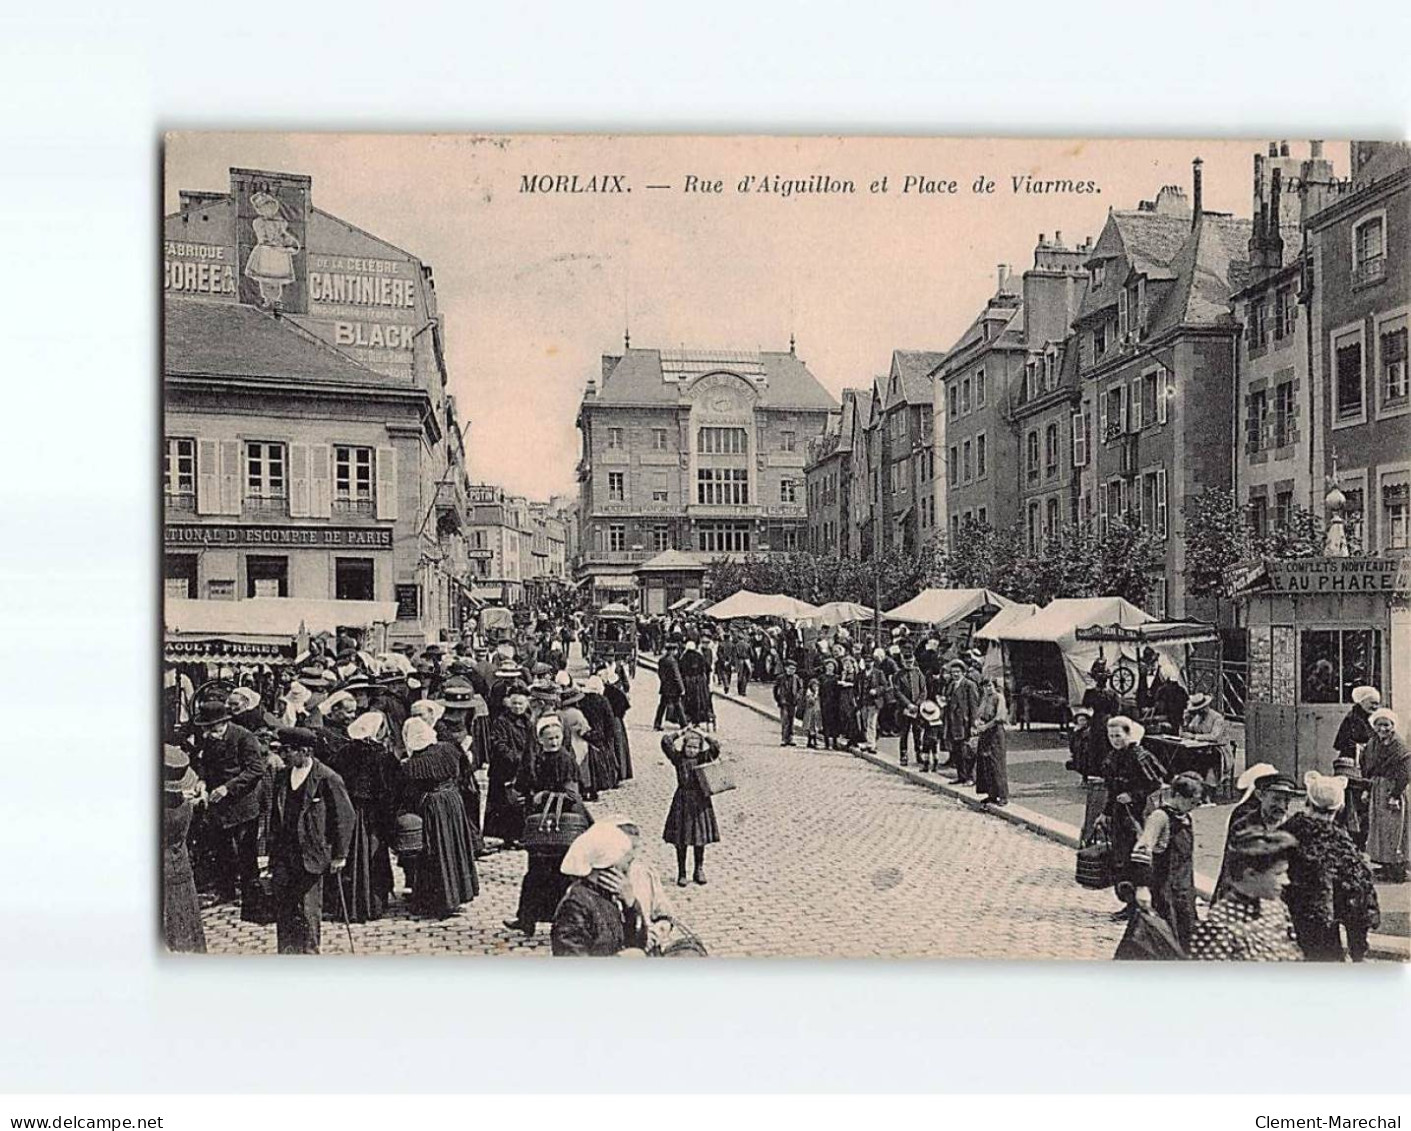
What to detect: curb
<box><xmin>639</xmin><ymin>653</ymin><xmax>1408</xmax><ymax>962</ymax></box>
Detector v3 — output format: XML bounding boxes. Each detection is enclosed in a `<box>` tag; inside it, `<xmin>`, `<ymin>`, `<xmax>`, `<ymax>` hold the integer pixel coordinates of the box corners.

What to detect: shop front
<box><xmin>1237</xmin><ymin>556</ymin><xmax>1411</xmax><ymax>778</ymax></box>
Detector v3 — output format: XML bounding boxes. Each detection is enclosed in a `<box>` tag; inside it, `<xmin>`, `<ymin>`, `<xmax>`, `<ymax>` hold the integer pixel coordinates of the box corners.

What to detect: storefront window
<box><xmin>335</xmin><ymin>557</ymin><xmax>375</xmax><ymax>601</ymax></box>
<box><xmin>164</xmin><ymin>553</ymin><xmax>197</xmax><ymax>600</ymax></box>
<box><xmin>246</xmin><ymin>555</ymin><xmax>288</xmax><ymax>598</ymax></box>
<box><xmin>1300</xmin><ymin>628</ymin><xmax>1382</xmax><ymax>704</ymax></box>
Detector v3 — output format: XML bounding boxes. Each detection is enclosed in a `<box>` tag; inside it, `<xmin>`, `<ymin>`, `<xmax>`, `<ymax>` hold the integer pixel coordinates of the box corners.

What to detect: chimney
<box><xmin>1192</xmin><ymin>157</ymin><xmax>1204</xmax><ymax>229</ymax></box>
<box><xmin>1268</xmin><ymin>168</ymin><xmax>1284</xmax><ymax>265</ymax></box>
<box><xmin>1310</xmin><ymin>140</ymin><xmax>1324</xmax><ymax>159</ymax></box>
<box><xmin>1054</xmin><ymin>230</ymin><xmax>1063</xmax><ymax>247</ymax></box>
<box><xmin>997</xmin><ymin>264</ymin><xmax>1006</xmax><ymax>293</ymax></box>
<box><xmin>1269</xmin><ymin>142</ymin><xmax>1279</xmax><ymax>157</ymax></box>
<box><xmin>1280</xmin><ymin>140</ymin><xmax>1290</xmax><ymax>157</ymax></box>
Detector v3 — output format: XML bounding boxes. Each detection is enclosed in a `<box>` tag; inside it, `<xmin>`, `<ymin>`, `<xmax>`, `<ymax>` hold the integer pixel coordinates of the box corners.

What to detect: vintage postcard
<box><xmin>161</xmin><ymin>134</ymin><xmax>1409</xmax><ymax>960</ymax></box>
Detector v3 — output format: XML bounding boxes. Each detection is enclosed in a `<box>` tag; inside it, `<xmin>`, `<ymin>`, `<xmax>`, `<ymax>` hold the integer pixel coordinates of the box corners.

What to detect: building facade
<box><xmin>934</xmin><ymin>267</ymin><xmax>1027</xmax><ymax>547</ymax></box>
<box><xmin>465</xmin><ymin>485</ymin><xmax>531</xmax><ymax>604</ymax></box>
<box><xmin>574</xmin><ymin>345</ymin><xmax>836</xmax><ymax>603</ymax></box>
<box><xmin>163</xmin><ymin>166</ymin><xmax>472</xmax><ymax>646</ymax></box>
<box><xmin>874</xmin><ymin>350</ymin><xmax>945</xmax><ymax>555</ymax></box>
<box><xmin>804</xmin><ymin>388</ymin><xmax>870</xmax><ymax>557</ymax></box>
<box><xmin>1306</xmin><ymin>142</ymin><xmax>1411</xmax><ymax>555</ymax></box>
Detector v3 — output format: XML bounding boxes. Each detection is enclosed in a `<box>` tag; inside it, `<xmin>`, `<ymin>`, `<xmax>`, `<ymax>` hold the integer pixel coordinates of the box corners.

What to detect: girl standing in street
<box><xmin>662</xmin><ymin>728</ymin><xmax>721</xmax><ymax>887</ymax></box>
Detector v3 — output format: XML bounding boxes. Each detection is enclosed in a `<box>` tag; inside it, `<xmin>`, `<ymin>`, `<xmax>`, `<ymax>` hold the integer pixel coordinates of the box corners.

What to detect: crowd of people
<box><xmin>162</xmin><ymin>612</ymin><xmax>710</xmax><ymax>957</ymax></box>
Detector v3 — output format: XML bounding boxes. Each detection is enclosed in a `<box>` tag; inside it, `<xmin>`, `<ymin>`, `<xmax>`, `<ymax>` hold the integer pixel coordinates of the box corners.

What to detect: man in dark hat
<box><xmin>893</xmin><ymin>650</ymin><xmax>928</xmax><ymax>769</ymax></box>
<box><xmin>941</xmin><ymin>660</ymin><xmax>980</xmax><ymax>783</ymax></box>
<box><xmin>772</xmin><ymin>659</ymin><xmax>803</xmax><ymax>747</ymax></box>
<box><xmin>266</xmin><ymin>727</ymin><xmax>354</xmax><ymax>954</ymax></box>
<box><xmin>190</xmin><ymin>700</ymin><xmax>265</xmax><ymax>906</ymax></box>
<box><xmin>655</xmin><ymin>640</ymin><xmax>685</xmax><ymax>731</ymax></box>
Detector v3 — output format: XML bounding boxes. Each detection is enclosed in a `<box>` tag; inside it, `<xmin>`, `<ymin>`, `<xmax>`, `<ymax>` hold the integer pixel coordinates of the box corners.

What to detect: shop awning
<box><xmin>668</xmin><ymin>596</ymin><xmax>695</xmax><ymax>612</ymax></box>
<box><xmin>703</xmin><ymin>590</ymin><xmax>821</xmax><ymax>622</ymax></box>
<box><xmin>594</xmin><ymin>576</ymin><xmax>639</xmax><ymax>591</ymax></box>
<box><xmin>974</xmin><ymin>603</ymin><xmax>1041</xmax><ymax>641</ymax></box>
<box><xmin>165</xmin><ymin>597</ymin><xmax>399</xmax><ymax>639</ymax></box>
<box><xmin>797</xmin><ymin>601</ymin><xmax>877</xmax><ymax>628</ymax></box>
<box><xmin>884</xmin><ymin>588</ymin><xmax>1014</xmax><ymax>627</ymax></box>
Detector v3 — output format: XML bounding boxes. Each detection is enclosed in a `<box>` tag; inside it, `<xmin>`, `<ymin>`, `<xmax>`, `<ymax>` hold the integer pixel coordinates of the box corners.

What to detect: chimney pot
<box><xmin>1280</xmin><ymin>140</ymin><xmax>1290</xmax><ymax>157</ymax></box>
<box><xmin>1054</xmin><ymin>230</ymin><xmax>1062</xmax><ymax>246</ymax></box>
<box><xmin>1268</xmin><ymin>142</ymin><xmax>1279</xmax><ymax>157</ymax></box>
<box><xmin>1310</xmin><ymin>139</ymin><xmax>1324</xmax><ymax>158</ymax></box>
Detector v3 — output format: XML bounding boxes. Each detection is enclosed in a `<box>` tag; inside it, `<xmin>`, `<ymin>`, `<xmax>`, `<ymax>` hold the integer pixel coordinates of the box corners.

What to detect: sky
<box><xmin>164</xmin><ymin>135</ymin><xmax>1349</xmax><ymax>500</ymax></box>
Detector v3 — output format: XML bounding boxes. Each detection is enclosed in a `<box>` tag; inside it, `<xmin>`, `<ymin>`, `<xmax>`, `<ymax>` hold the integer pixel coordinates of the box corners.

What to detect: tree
<box><xmin>1183</xmin><ymin>488</ymin><xmax>1256</xmax><ymax>602</ymax></box>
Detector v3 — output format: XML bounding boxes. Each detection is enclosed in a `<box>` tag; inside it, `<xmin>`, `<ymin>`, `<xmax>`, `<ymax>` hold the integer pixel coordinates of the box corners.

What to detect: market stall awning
<box><xmin>165</xmin><ymin>597</ymin><xmax>398</xmax><ymax>639</ymax></box>
<box><xmin>974</xmin><ymin>603</ymin><xmax>1041</xmax><ymax>641</ymax></box>
<box><xmin>797</xmin><ymin>600</ymin><xmax>877</xmax><ymax>628</ymax></box>
<box><xmin>702</xmin><ymin>589</ymin><xmax>821</xmax><ymax>622</ymax></box>
<box><xmin>884</xmin><ymin>588</ymin><xmax>1014</xmax><ymax>627</ymax></box>
<box><xmin>668</xmin><ymin>595</ymin><xmax>695</xmax><ymax>612</ymax></box>
<box><xmin>594</xmin><ymin>576</ymin><xmax>639</xmax><ymax>591</ymax></box>
<box><xmin>1074</xmin><ymin>620</ymin><xmax>1218</xmax><ymax>647</ymax></box>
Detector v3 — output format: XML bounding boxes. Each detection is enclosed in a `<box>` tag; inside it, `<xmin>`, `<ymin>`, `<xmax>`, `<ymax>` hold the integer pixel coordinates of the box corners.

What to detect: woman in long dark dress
<box><xmin>1099</xmin><ymin>715</ymin><xmax>1168</xmax><ymax>916</ymax></box>
<box><xmin>819</xmin><ymin>659</ymin><xmax>841</xmax><ymax>750</ymax></box>
<box><xmin>484</xmin><ymin>684</ymin><xmax>534</xmax><ymax>844</ymax></box>
<box><xmin>602</xmin><ymin>668</ymin><xmax>634</xmax><ymax>781</ymax></box>
<box><xmin>973</xmin><ymin>675</ymin><xmax>1010</xmax><ymax>806</ymax></box>
<box><xmin>504</xmin><ymin>714</ymin><xmax>592</xmax><ymax>936</ymax></box>
<box><xmin>662</xmin><ymin>728</ymin><xmax>721</xmax><ymax>887</ymax></box>
<box><xmin>398</xmin><ymin>717</ymin><xmax>479</xmax><ymax>918</ymax></box>
<box><xmin>580</xmin><ymin>676</ymin><xmax>622</xmax><ymax>795</ymax></box>
<box><xmin>1363</xmin><ymin>709</ymin><xmax>1409</xmax><ymax>883</ymax></box>
<box><xmin>1281</xmin><ymin>771</ymin><xmax>1380</xmax><ymax>962</ymax></box>
<box><xmin>321</xmin><ymin>711</ymin><xmax>398</xmax><ymax>922</ymax></box>
<box><xmin>163</xmin><ymin>745</ymin><xmax>206</xmax><ymax>953</ymax></box>
<box><xmin>1081</xmin><ymin>663</ymin><xmax>1121</xmax><ymax>779</ymax></box>
<box><xmin>679</xmin><ymin>641</ymin><xmax>714</xmax><ymax>729</ymax></box>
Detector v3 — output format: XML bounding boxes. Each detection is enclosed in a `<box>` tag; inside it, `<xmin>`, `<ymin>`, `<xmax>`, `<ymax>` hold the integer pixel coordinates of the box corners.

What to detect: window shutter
<box><xmin>1099</xmin><ymin>391</ymin><xmax>1109</xmax><ymax>441</ymax></box>
<box><xmin>196</xmin><ymin>437</ymin><xmax>220</xmax><ymax>515</ymax></box>
<box><xmin>1157</xmin><ymin>371</ymin><xmax>1169</xmax><ymax>424</ymax></box>
<box><xmin>1072</xmin><ymin>413</ymin><xmax>1086</xmax><ymax>467</ymax></box>
<box><xmin>289</xmin><ymin>443</ymin><xmax>311</xmax><ymax>517</ymax></box>
<box><xmin>219</xmin><ymin>440</ymin><xmax>242</xmax><ymax>515</ymax></box>
<box><xmin>1119</xmin><ymin>383</ymin><xmax>1129</xmax><ymax>434</ymax></box>
<box><xmin>1157</xmin><ymin>468</ymin><xmax>1168</xmax><ymax>538</ymax></box>
<box><xmin>1099</xmin><ymin>482</ymin><xmax>1109</xmax><ymax>533</ymax></box>
<box><xmin>310</xmin><ymin>444</ymin><xmax>332</xmax><ymax>517</ymax></box>
<box><xmin>1130</xmin><ymin>376</ymin><xmax>1142</xmax><ymax>431</ymax></box>
<box><xmin>376</xmin><ymin>445</ymin><xmax>398</xmax><ymax>521</ymax></box>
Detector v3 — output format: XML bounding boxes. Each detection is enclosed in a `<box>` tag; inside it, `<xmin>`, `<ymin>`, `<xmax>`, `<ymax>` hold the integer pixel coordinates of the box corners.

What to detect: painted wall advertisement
<box><xmin>302</xmin><ymin>253</ymin><xmax>420</xmax><ymax>379</ymax></box>
<box><xmin>233</xmin><ymin>169</ymin><xmax>310</xmax><ymax>313</ymax></box>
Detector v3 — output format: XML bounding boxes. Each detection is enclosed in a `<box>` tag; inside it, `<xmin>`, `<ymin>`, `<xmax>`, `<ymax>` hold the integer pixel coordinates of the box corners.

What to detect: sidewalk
<box><xmin>640</xmin><ymin>655</ymin><xmax>1408</xmax><ymax>960</ymax></box>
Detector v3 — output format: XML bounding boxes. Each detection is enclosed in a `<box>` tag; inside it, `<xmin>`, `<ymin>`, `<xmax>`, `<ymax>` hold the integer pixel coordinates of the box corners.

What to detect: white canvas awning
<box><xmin>884</xmin><ymin>587</ymin><xmax>1014</xmax><ymax>627</ymax></box>
<box><xmin>797</xmin><ymin>600</ymin><xmax>877</xmax><ymax>628</ymax></box>
<box><xmin>703</xmin><ymin>589</ymin><xmax>821</xmax><ymax>622</ymax></box>
<box><xmin>165</xmin><ymin>597</ymin><xmax>399</xmax><ymax>640</ymax></box>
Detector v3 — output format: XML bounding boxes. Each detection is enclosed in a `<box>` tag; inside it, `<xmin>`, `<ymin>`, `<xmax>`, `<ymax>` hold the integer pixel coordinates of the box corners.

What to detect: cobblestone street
<box><xmin>203</xmin><ymin>657</ymin><xmax>1129</xmax><ymax>959</ymax></box>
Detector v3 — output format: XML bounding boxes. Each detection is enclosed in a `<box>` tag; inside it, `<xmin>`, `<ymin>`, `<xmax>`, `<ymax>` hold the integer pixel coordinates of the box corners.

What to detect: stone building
<box><xmin>574</xmin><ymin>344</ymin><xmax>836</xmax><ymax>603</ymax></box>
<box><xmin>465</xmin><ymin>485</ymin><xmax>531</xmax><ymax>604</ymax></box>
<box><xmin>804</xmin><ymin>388</ymin><xmax>869</xmax><ymax>557</ymax></box>
<box><xmin>1305</xmin><ymin>141</ymin><xmax>1410</xmax><ymax>554</ymax></box>
<box><xmin>873</xmin><ymin>350</ymin><xmax>946</xmax><ymax>555</ymax></box>
<box><xmin>1073</xmin><ymin>160</ymin><xmax>1252</xmax><ymax>620</ymax></box>
<box><xmin>163</xmin><ymin>166</ymin><xmax>472</xmax><ymax>646</ymax></box>
<box><xmin>933</xmin><ymin>267</ymin><xmax>1027</xmax><ymax>547</ymax></box>
<box><xmin>1009</xmin><ymin>233</ymin><xmax>1092</xmax><ymax>552</ymax></box>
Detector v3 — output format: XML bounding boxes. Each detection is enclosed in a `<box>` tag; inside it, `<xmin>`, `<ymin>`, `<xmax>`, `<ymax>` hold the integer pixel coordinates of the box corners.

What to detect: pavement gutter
<box><xmin>636</xmin><ymin>654</ymin><xmax>1407</xmax><ymax>962</ymax></box>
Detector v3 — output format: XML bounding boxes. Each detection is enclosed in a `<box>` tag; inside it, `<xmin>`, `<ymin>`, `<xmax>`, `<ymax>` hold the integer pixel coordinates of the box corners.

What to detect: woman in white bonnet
<box><xmin>1362</xmin><ymin>707</ymin><xmax>1409</xmax><ymax>883</ymax></box>
<box><xmin>1279</xmin><ymin>770</ymin><xmax>1380</xmax><ymax>962</ymax></box>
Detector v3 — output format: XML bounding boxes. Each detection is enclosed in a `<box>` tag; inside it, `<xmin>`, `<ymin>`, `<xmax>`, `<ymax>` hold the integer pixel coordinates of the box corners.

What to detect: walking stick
<box><xmin>335</xmin><ymin>870</ymin><xmax>356</xmax><ymax>955</ymax></box>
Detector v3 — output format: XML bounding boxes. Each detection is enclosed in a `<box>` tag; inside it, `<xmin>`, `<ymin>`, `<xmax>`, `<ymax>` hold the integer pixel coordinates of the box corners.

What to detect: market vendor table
<box><xmin>1144</xmin><ymin>734</ymin><xmax>1229</xmax><ymax>796</ymax></box>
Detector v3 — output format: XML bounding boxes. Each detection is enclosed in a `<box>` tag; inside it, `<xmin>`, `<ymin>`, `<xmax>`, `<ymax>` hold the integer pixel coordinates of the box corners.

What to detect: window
<box><xmin>1026</xmin><ymin>431</ymin><xmax>1040</xmax><ymax>485</ymax></box>
<box><xmin>1247</xmin><ymin>389</ymin><xmax>1269</xmax><ymax>451</ymax></box>
<box><xmin>1353</xmin><ymin>214</ymin><xmax>1386</xmax><ymax>286</ymax></box>
<box><xmin>652</xmin><ymin>525</ymin><xmax>670</xmax><ymax>552</ymax></box>
<box><xmin>607</xmin><ymin>471</ymin><xmax>626</xmax><ymax>502</ymax></box>
<box><xmin>608</xmin><ymin>524</ymin><xmax>626</xmax><ymax>552</ymax></box>
<box><xmin>975</xmin><ymin>433</ymin><xmax>987</xmax><ymax>478</ymax></box>
<box><xmin>1045</xmin><ymin>497</ymin><xmax>1060</xmax><ymax>540</ymax></box>
<box><xmin>1382</xmin><ymin>471</ymin><xmax>1409</xmax><ymax>550</ymax></box>
<box><xmin>697</xmin><ymin>522</ymin><xmax>751</xmax><ymax>553</ymax></box>
<box><xmin>962</xmin><ymin>441</ymin><xmax>973</xmax><ymax>484</ymax></box>
<box><xmin>1090</xmin><ymin>262</ymin><xmax>1105</xmax><ymax>289</ymax></box>
<box><xmin>1024</xmin><ymin>361</ymin><xmax>1039</xmax><ymax>403</ymax></box>
<box><xmin>652</xmin><ymin>428</ymin><xmax>669</xmax><ymax>451</ymax></box>
<box><xmin>697</xmin><ymin>468</ymin><xmax>749</xmax><ymax>505</ymax></box>
<box><xmin>1275</xmin><ymin>489</ymin><xmax>1293</xmax><ymax>532</ymax></box>
<box><xmin>781</xmin><ymin>430</ymin><xmax>796</xmax><ymax>453</ymax></box>
<box><xmin>1342</xmin><ymin>482</ymin><xmax>1366</xmax><ymax>548</ymax></box>
<box><xmin>1141</xmin><ymin>371</ymin><xmax>1159</xmax><ymax>426</ymax></box>
<box><xmin>1273</xmin><ymin>382</ymin><xmax>1295</xmax><ymax>448</ymax></box>
<box><xmin>1072</xmin><ymin>411</ymin><xmax>1089</xmax><ymax>467</ymax></box>
<box><xmin>977</xmin><ymin>506</ymin><xmax>987</xmax><ymax>526</ymax></box>
<box><xmin>949</xmin><ymin>514</ymin><xmax>960</xmax><ymax>544</ymax></box>
<box><xmin>165</xmin><ymin>553</ymin><xmax>197</xmax><ymax>600</ymax></box>
<box><xmin>334</xmin><ymin>445</ymin><xmax>373</xmax><ymax>508</ymax></box>
<box><xmin>698</xmin><ymin>426</ymin><xmax>748</xmax><ymax>454</ymax></box>
<box><xmin>1141</xmin><ymin>471</ymin><xmax>1160</xmax><ymax>531</ymax></box>
<box><xmin>1249</xmin><ymin>495</ymin><xmax>1269</xmax><ymax>538</ymax></box>
<box><xmin>1118</xmin><ymin>287</ymin><xmax>1129</xmax><ymax>336</ymax></box>
<box><xmin>652</xmin><ymin>488</ymin><xmax>669</xmax><ymax>504</ymax></box>
<box><xmin>607</xmin><ymin>427</ymin><xmax>624</xmax><ymax>450</ymax></box>
<box><xmin>1380</xmin><ymin>317</ymin><xmax>1408</xmax><ymax>408</ymax></box>
<box><xmin>335</xmin><ymin>558</ymin><xmax>375</xmax><ymax>601</ymax></box>
<box><xmin>948</xmin><ymin>445</ymin><xmax>958</xmax><ymax>485</ymax></box>
<box><xmin>780</xmin><ymin>478</ymin><xmax>799</xmax><ymax>504</ymax></box>
<box><xmin>1044</xmin><ymin>350</ymin><xmax>1057</xmax><ymax>391</ymax></box>
<box><xmin>1093</xmin><ymin>324</ymin><xmax>1108</xmax><ymax>361</ymax></box>
<box><xmin>1148</xmin><ymin>579</ymin><xmax>1169</xmax><ymax>619</ymax></box>
<box><xmin>165</xmin><ymin>438</ymin><xmax>195</xmax><ymax>506</ymax></box>
<box><xmin>1301</xmin><ymin>628</ymin><xmax>1381</xmax><ymax>704</ymax></box>
<box><xmin>1103</xmin><ymin>385</ymin><xmax>1125</xmax><ymax>440</ymax></box>
<box><xmin>1103</xmin><ymin>479</ymin><xmax>1124</xmax><ymax>532</ymax></box>
<box><xmin>1334</xmin><ymin>329</ymin><xmax>1365</xmax><ymax>421</ymax></box>
<box><xmin>1027</xmin><ymin>501</ymin><xmax>1041</xmax><ymax>553</ymax></box>
<box><xmin>246</xmin><ymin>555</ymin><xmax>288</xmax><ymax>598</ymax></box>
<box><xmin>1249</xmin><ymin>299</ymin><xmax>1268</xmax><ymax>349</ymax></box>
<box><xmin>975</xmin><ymin>370</ymin><xmax>986</xmax><ymax>407</ymax></box>
<box><xmin>1276</xmin><ymin>286</ymin><xmax>1296</xmax><ymax>340</ymax></box>
<box><xmin>961</xmin><ymin>378</ymin><xmax>972</xmax><ymax>414</ymax></box>
<box><xmin>1044</xmin><ymin>423</ymin><xmax>1059</xmax><ymax>479</ymax></box>
<box><xmin>245</xmin><ymin>441</ymin><xmax>286</xmax><ymax>501</ymax></box>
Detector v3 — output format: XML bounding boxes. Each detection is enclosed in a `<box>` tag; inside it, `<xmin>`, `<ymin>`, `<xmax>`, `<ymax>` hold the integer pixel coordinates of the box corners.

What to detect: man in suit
<box><xmin>190</xmin><ymin>699</ymin><xmax>266</xmax><ymax>905</ymax></box>
<box><xmin>654</xmin><ymin>641</ymin><xmax>685</xmax><ymax>730</ymax></box>
<box><xmin>772</xmin><ymin>659</ymin><xmax>803</xmax><ymax>746</ymax></box>
<box><xmin>266</xmin><ymin>727</ymin><xmax>354</xmax><ymax>954</ymax></box>
<box><xmin>942</xmin><ymin>660</ymin><xmax>980</xmax><ymax>784</ymax></box>
<box><xmin>893</xmin><ymin>650</ymin><xmax>928</xmax><ymax>768</ymax></box>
